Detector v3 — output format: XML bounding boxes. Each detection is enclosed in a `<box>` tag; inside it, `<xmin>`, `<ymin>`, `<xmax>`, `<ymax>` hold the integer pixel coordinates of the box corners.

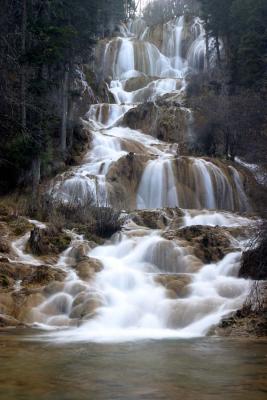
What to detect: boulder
<box><xmin>122</xmin><ymin>102</ymin><xmax>189</xmax><ymax>151</ymax></box>
<box><xmin>68</xmin><ymin>243</ymin><xmax>92</xmax><ymax>263</ymax></box>
<box><xmin>0</xmin><ymin>260</ymin><xmax>65</xmax><ymax>290</ymax></box>
<box><xmin>107</xmin><ymin>154</ymin><xmax>147</xmax><ymax>209</ymax></box>
<box><xmin>0</xmin><ymin>313</ymin><xmax>21</xmax><ymax>327</ymax></box>
<box><xmin>69</xmin><ymin>294</ymin><xmax>102</xmax><ymax>320</ymax></box>
<box><xmin>131</xmin><ymin>208</ymin><xmax>184</xmax><ymax>230</ymax></box>
<box><xmin>0</xmin><ymin>261</ymin><xmax>34</xmax><ymax>287</ymax></box>
<box><xmin>0</xmin><ymin>293</ymin><xmax>14</xmax><ymax>316</ymax></box>
<box><xmin>43</xmin><ymin>281</ymin><xmax>65</xmax><ymax>296</ymax></box>
<box><xmin>74</xmin><ymin>257</ymin><xmax>103</xmax><ymax>281</ymax></box>
<box><xmin>155</xmin><ymin>274</ymin><xmax>192</xmax><ymax>298</ymax></box>
<box><xmin>169</xmin><ymin>225</ymin><xmax>232</xmax><ymax>264</ymax></box>
<box><xmin>0</xmin><ymin>237</ymin><xmax>10</xmax><ymax>254</ymax></box>
<box><xmin>28</xmin><ymin>226</ymin><xmax>71</xmax><ymax>256</ymax></box>
<box><xmin>16</xmin><ymin>293</ymin><xmax>45</xmax><ymax>322</ymax></box>
<box><xmin>22</xmin><ymin>266</ymin><xmax>66</xmax><ymax>288</ymax></box>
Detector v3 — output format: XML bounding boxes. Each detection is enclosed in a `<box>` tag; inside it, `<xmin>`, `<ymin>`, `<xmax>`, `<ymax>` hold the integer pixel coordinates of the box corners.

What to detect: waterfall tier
<box><xmin>22</xmin><ymin>15</ymin><xmax>254</xmax><ymax>343</ymax></box>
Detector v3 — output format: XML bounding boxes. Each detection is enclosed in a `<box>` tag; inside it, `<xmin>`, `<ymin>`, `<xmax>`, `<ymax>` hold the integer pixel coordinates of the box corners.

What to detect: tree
<box><xmin>0</xmin><ymin>0</ymin><xmax>130</xmax><ymax>193</ymax></box>
<box><xmin>198</xmin><ymin>0</ymin><xmax>267</xmax><ymax>87</ymax></box>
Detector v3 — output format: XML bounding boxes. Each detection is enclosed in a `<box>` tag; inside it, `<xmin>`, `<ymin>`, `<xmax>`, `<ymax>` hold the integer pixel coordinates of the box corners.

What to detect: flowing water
<box><xmin>17</xmin><ymin>15</ymin><xmax>255</xmax><ymax>341</ymax></box>
<box><xmin>1</xmin><ymin>13</ymin><xmax>264</xmax><ymax>400</ymax></box>
<box><xmin>2</xmin><ymin>15</ymin><xmax>264</xmax><ymax>400</ymax></box>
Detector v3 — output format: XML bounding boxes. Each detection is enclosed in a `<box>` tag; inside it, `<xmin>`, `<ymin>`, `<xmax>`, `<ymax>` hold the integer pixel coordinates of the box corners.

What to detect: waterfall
<box><xmin>31</xmin><ymin>226</ymin><xmax>250</xmax><ymax>343</ymax></box>
<box><xmin>162</xmin><ymin>16</ymin><xmax>185</xmax><ymax>70</ymax></box>
<box><xmin>187</xmin><ymin>18</ymin><xmax>206</xmax><ymax>70</ymax></box>
<box><xmin>31</xmin><ymin>13</ymin><xmax>254</xmax><ymax>343</ymax></box>
<box><xmin>87</xmin><ymin>104</ymin><xmax>134</xmax><ymax>128</ymax></box>
<box><xmin>137</xmin><ymin>158</ymin><xmax>179</xmax><ymax>209</ymax></box>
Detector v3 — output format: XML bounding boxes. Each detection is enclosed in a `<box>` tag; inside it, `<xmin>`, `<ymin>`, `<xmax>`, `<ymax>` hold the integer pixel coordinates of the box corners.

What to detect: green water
<box><xmin>0</xmin><ymin>329</ymin><xmax>266</xmax><ymax>400</ymax></box>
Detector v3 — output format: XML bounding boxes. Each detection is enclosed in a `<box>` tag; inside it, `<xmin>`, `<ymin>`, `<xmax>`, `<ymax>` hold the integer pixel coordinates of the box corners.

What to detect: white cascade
<box><xmin>137</xmin><ymin>158</ymin><xmax>179</xmax><ymax>209</ymax></box>
<box><xmin>32</xmin><ymin>14</ymin><xmax>255</xmax><ymax>343</ymax></box>
<box><xmin>32</xmin><ymin>222</ymin><xmax>251</xmax><ymax>343</ymax></box>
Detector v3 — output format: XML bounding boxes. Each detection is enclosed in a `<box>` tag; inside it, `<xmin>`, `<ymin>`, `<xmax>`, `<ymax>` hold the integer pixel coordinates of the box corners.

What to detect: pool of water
<box><xmin>0</xmin><ymin>329</ymin><xmax>266</xmax><ymax>400</ymax></box>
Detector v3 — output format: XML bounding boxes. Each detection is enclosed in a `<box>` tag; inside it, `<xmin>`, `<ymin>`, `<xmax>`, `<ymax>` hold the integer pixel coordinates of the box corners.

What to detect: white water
<box><xmin>28</xmin><ymin>218</ymin><xmax>250</xmax><ymax>343</ymax></box>
<box><xmin>137</xmin><ymin>158</ymin><xmax>179</xmax><ymax>209</ymax></box>
<box><xmin>27</xmin><ymin>15</ymin><xmax>254</xmax><ymax>343</ymax></box>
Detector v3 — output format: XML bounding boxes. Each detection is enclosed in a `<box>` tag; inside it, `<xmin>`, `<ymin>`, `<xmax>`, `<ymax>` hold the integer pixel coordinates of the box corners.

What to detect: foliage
<box><xmin>198</xmin><ymin>0</ymin><xmax>267</xmax><ymax>88</ymax></box>
<box><xmin>0</xmin><ymin>0</ymin><xmax>130</xmax><ymax>193</ymax></box>
<box><xmin>188</xmin><ymin>72</ymin><xmax>266</xmax><ymax>160</ymax></box>
<box><xmin>143</xmin><ymin>0</ymin><xmax>199</xmax><ymax>25</ymax></box>
<box><xmin>240</xmin><ymin>221</ymin><xmax>267</xmax><ymax>281</ymax></box>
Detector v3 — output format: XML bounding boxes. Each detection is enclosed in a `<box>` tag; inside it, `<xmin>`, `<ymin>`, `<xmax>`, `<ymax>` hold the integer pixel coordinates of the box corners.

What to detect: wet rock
<box><xmin>0</xmin><ymin>237</ymin><xmax>10</xmax><ymax>254</ymax></box>
<box><xmin>168</xmin><ymin>298</ymin><xmax>222</xmax><ymax>329</ymax></box>
<box><xmin>130</xmin><ymin>209</ymin><xmax>183</xmax><ymax>230</ymax></box>
<box><xmin>0</xmin><ymin>259</ymin><xmax>65</xmax><ymax>290</ymax></box>
<box><xmin>39</xmin><ymin>292</ymin><xmax>72</xmax><ymax>317</ymax></box>
<box><xmin>69</xmin><ymin>294</ymin><xmax>102</xmax><ymax>320</ymax></box>
<box><xmin>43</xmin><ymin>281</ymin><xmax>65</xmax><ymax>296</ymax></box>
<box><xmin>0</xmin><ymin>313</ymin><xmax>22</xmax><ymax>327</ymax></box>
<box><xmin>65</xmin><ymin>282</ymin><xmax>88</xmax><ymax>297</ymax></box>
<box><xmin>0</xmin><ymin>293</ymin><xmax>14</xmax><ymax>316</ymax></box>
<box><xmin>68</xmin><ymin>243</ymin><xmax>92</xmax><ymax>263</ymax></box>
<box><xmin>22</xmin><ymin>266</ymin><xmax>66</xmax><ymax>288</ymax></box>
<box><xmin>0</xmin><ymin>261</ymin><xmax>34</xmax><ymax>285</ymax></box>
<box><xmin>212</xmin><ymin>284</ymin><xmax>267</xmax><ymax>337</ymax></box>
<box><xmin>123</xmin><ymin>76</ymin><xmax>156</xmax><ymax>92</ymax></box>
<box><xmin>170</xmin><ymin>225</ymin><xmax>232</xmax><ymax>264</ymax></box>
<box><xmin>165</xmin><ymin>289</ymin><xmax>177</xmax><ymax>299</ymax></box>
<box><xmin>155</xmin><ymin>274</ymin><xmax>192</xmax><ymax>298</ymax></box>
<box><xmin>68</xmin><ymin>124</ymin><xmax>92</xmax><ymax>165</ymax></box>
<box><xmin>146</xmin><ymin>239</ymin><xmax>188</xmax><ymax>274</ymax></box>
<box><xmin>17</xmin><ymin>293</ymin><xmax>45</xmax><ymax>322</ymax></box>
<box><xmin>74</xmin><ymin>257</ymin><xmax>103</xmax><ymax>281</ymax></box>
<box><xmin>28</xmin><ymin>226</ymin><xmax>71</xmax><ymax>256</ymax></box>
<box><xmin>239</xmin><ymin>248</ymin><xmax>267</xmax><ymax>280</ymax></box>
<box><xmin>122</xmin><ymin>102</ymin><xmax>188</xmax><ymax>150</ymax></box>
<box><xmin>107</xmin><ymin>154</ymin><xmax>147</xmax><ymax>209</ymax></box>
<box><xmin>72</xmin><ymin>292</ymin><xmax>86</xmax><ymax>308</ymax></box>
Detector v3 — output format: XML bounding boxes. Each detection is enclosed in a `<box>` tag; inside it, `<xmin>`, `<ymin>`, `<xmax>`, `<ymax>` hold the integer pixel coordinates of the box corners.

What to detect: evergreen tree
<box><xmin>0</xmin><ymin>0</ymin><xmax>131</xmax><ymax>192</ymax></box>
<box><xmin>198</xmin><ymin>0</ymin><xmax>267</xmax><ymax>87</ymax></box>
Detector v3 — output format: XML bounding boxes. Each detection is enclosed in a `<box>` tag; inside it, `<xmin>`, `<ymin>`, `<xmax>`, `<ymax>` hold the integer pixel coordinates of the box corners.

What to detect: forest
<box><xmin>0</xmin><ymin>0</ymin><xmax>135</xmax><ymax>191</ymax></box>
<box><xmin>0</xmin><ymin>1</ymin><xmax>266</xmax><ymax>399</ymax></box>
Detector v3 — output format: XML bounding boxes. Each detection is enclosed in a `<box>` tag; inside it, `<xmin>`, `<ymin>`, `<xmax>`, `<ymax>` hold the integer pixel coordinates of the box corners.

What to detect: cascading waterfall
<box><xmin>30</xmin><ymin>222</ymin><xmax>251</xmax><ymax>343</ymax></box>
<box><xmin>137</xmin><ymin>158</ymin><xmax>179</xmax><ymax>209</ymax></box>
<box><xmin>162</xmin><ymin>16</ymin><xmax>185</xmax><ymax>70</ymax></box>
<box><xmin>31</xmin><ymin>14</ymin><xmax>254</xmax><ymax>343</ymax></box>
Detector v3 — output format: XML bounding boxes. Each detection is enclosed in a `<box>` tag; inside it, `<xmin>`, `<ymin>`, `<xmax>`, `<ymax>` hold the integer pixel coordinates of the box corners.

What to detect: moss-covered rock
<box><xmin>8</xmin><ymin>217</ymin><xmax>33</xmax><ymax>237</ymax></box>
<box><xmin>28</xmin><ymin>226</ymin><xmax>71</xmax><ymax>256</ymax></box>
<box><xmin>21</xmin><ymin>266</ymin><xmax>66</xmax><ymax>288</ymax></box>
<box><xmin>74</xmin><ymin>257</ymin><xmax>103</xmax><ymax>281</ymax></box>
<box><xmin>165</xmin><ymin>225</ymin><xmax>232</xmax><ymax>264</ymax></box>
<box><xmin>155</xmin><ymin>273</ymin><xmax>192</xmax><ymax>298</ymax></box>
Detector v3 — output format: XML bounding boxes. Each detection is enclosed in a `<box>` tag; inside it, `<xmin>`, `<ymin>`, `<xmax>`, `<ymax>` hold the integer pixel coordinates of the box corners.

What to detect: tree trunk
<box><xmin>60</xmin><ymin>66</ymin><xmax>70</xmax><ymax>156</ymax></box>
<box><xmin>224</xmin><ymin>131</ymin><xmax>230</xmax><ymax>159</ymax></box>
<box><xmin>215</xmin><ymin>35</ymin><xmax>221</xmax><ymax>68</ymax></box>
<box><xmin>31</xmin><ymin>156</ymin><xmax>41</xmax><ymax>211</ymax></box>
<box><xmin>21</xmin><ymin>0</ymin><xmax>27</xmax><ymax>129</ymax></box>
<box><xmin>205</xmin><ymin>31</ymin><xmax>210</xmax><ymax>72</ymax></box>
